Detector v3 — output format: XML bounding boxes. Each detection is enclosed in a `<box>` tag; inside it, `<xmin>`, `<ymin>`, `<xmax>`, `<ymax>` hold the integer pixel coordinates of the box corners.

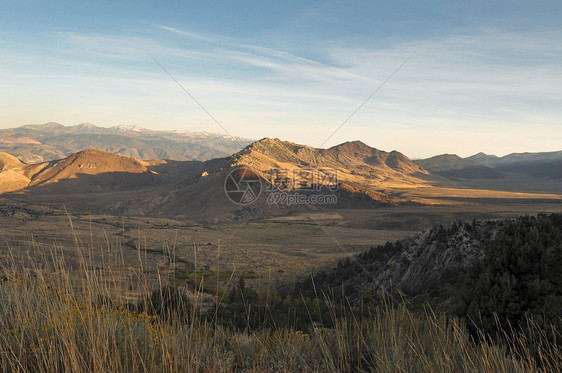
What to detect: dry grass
<box><xmin>1</xmin><ymin>221</ymin><xmax>561</xmax><ymax>372</ymax></box>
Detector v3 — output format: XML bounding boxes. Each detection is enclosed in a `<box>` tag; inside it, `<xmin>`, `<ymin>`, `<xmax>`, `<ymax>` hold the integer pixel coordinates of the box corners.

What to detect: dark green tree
<box><xmin>457</xmin><ymin>214</ymin><xmax>562</xmax><ymax>340</ymax></box>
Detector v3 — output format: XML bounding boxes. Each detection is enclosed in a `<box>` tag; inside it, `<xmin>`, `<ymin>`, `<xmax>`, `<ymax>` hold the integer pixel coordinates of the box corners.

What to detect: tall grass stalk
<box><xmin>0</xmin><ymin>220</ymin><xmax>561</xmax><ymax>372</ymax></box>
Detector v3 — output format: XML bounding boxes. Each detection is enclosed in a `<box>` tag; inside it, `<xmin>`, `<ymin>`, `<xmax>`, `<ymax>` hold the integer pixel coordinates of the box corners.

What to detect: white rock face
<box><xmin>349</xmin><ymin>219</ymin><xmax>506</xmax><ymax>302</ymax></box>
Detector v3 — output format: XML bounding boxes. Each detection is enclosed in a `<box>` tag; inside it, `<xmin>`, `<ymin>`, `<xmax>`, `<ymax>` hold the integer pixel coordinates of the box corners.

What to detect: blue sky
<box><xmin>1</xmin><ymin>0</ymin><xmax>561</xmax><ymax>157</ymax></box>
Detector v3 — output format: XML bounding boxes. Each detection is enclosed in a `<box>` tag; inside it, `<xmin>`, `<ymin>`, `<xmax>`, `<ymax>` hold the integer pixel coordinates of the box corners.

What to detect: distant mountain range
<box><xmin>0</xmin><ymin>122</ymin><xmax>252</xmax><ymax>163</ymax></box>
<box><xmin>415</xmin><ymin>150</ymin><xmax>562</xmax><ymax>180</ymax></box>
<box><xmin>414</xmin><ymin>154</ymin><xmax>502</xmax><ymax>179</ymax></box>
<box><xmin>466</xmin><ymin>151</ymin><xmax>562</xmax><ymax>166</ymax></box>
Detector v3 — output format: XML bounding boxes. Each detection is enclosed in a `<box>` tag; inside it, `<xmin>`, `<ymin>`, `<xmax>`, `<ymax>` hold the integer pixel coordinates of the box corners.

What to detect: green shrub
<box><xmin>457</xmin><ymin>214</ymin><xmax>562</xmax><ymax>342</ymax></box>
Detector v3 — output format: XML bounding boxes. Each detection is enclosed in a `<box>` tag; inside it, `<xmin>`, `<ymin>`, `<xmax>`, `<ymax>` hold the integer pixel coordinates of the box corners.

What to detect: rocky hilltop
<box><xmin>295</xmin><ymin>218</ymin><xmax>508</xmax><ymax>304</ymax></box>
<box><xmin>234</xmin><ymin>138</ymin><xmax>427</xmax><ymax>186</ymax></box>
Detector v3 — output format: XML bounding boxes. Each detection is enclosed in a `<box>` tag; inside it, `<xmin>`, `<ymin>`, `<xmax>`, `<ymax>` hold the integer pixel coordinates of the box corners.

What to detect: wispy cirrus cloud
<box><xmin>1</xmin><ymin>22</ymin><xmax>560</xmax><ymax>157</ymax></box>
<box><xmin>156</xmin><ymin>25</ymin><xmax>210</xmax><ymax>41</ymax></box>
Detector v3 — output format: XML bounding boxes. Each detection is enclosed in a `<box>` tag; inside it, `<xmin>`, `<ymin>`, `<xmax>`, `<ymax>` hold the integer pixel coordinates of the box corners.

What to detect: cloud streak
<box><xmin>1</xmin><ymin>24</ymin><xmax>560</xmax><ymax>158</ymax></box>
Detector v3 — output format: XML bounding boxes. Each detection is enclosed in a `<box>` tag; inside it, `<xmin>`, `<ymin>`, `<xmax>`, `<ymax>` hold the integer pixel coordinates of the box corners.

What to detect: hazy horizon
<box><xmin>3</xmin><ymin>120</ymin><xmax>561</xmax><ymax>159</ymax></box>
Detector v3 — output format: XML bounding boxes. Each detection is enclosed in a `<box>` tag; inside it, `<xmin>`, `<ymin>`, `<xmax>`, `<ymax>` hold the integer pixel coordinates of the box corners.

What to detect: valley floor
<box><xmin>1</xmin><ymin>198</ymin><xmax>560</xmax><ymax>297</ymax></box>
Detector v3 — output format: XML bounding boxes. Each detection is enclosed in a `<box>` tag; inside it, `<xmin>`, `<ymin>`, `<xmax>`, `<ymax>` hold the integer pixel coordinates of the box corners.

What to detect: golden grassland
<box><xmin>2</xmin><ymin>268</ymin><xmax>561</xmax><ymax>372</ymax></box>
<box><xmin>1</xmin><ymin>216</ymin><xmax>561</xmax><ymax>372</ymax></box>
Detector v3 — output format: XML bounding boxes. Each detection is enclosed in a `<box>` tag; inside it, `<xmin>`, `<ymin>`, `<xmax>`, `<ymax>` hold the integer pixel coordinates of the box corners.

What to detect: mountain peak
<box><xmin>72</xmin><ymin>123</ymin><xmax>99</xmax><ymax>131</ymax></box>
<box><xmin>22</xmin><ymin>122</ymin><xmax>65</xmax><ymax>131</ymax></box>
<box><xmin>63</xmin><ymin>148</ymin><xmax>148</xmax><ymax>169</ymax></box>
<box><xmin>236</xmin><ymin>138</ymin><xmax>315</xmax><ymax>166</ymax></box>
<box><xmin>428</xmin><ymin>153</ymin><xmax>463</xmax><ymax>161</ymax></box>
<box><xmin>328</xmin><ymin>140</ymin><xmax>371</xmax><ymax>151</ymax></box>
<box><xmin>110</xmin><ymin>125</ymin><xmax>149</xmax><ymax>132</ymax></box>
<box><xmin>469</xmin><ymin>152</ymin><xmax>498</xmax><ymax>158</ymax></box>
<box><xmin>244</xmin><ymin>137</ymin><xmax>311</xmax><ymax>153</ymax></box>
<box><xmin>466</xmin><ymin>152</ymin><xmax>501</xmax><ymax>166</ymax></box>
<box><xmin>253</xmin><ymin>137</ymin><xmax>284</xmax><ymax>146</ymax></box>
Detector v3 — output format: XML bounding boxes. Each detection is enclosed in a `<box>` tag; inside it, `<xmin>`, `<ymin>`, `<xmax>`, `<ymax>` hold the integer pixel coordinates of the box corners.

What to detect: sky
<box><xmin>1</xmin><ymin>0</ymin><xmax>561</xmax><ymax>158</ymax></box>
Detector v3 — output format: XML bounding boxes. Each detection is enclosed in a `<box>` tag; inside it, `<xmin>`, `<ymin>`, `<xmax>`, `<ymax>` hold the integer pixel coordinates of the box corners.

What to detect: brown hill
<box><xmin>236</xmin><ymin>139</ymin><xmax>425</xmax><ymax>174</ymax></box>
<box><xmin>28</xmin><ymin>149</ymin><xmax>149</xmax><ymax>187</ymax></box>
<box><xmin>232</xmin><ymin>138</ymin><xmax>428</xmax><ymax>190</ymax></box>
<box><xmin>0</xmin><ymin>149</ymin><xmax>161</xmax><ymax>194</ymax></box>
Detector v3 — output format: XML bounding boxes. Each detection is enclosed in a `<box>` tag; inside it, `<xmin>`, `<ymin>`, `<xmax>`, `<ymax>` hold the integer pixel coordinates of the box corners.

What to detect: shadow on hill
<box><xmin>498</xmin><ymin>159</ymin><xmax>562</xmax><ymax>179</ymax></box>
<box><xmin>437</xmin><ymin>165</ymin><xmax>505</xmax><ymax>179</ymax></box>
<box><xmin>2</xmin><ymin>163</ymin><xmax>203</xmax><ymax>212</ymax></box>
